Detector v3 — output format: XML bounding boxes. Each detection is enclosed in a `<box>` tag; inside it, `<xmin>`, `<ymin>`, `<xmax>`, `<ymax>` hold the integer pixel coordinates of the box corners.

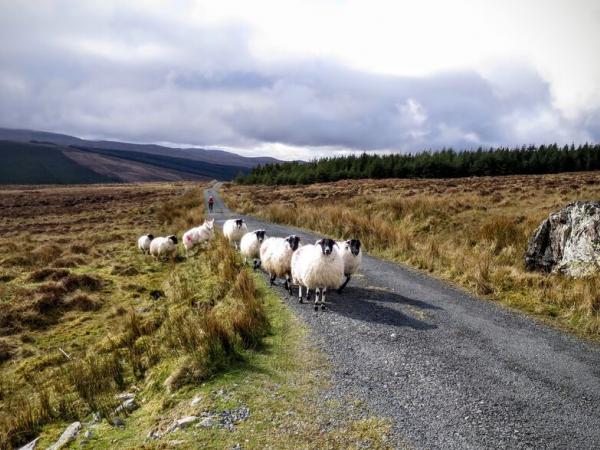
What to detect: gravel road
<box><xmin>205</xmin><ymin>182</ymin><xmax>600</xmax><ymax>449</ymax></box>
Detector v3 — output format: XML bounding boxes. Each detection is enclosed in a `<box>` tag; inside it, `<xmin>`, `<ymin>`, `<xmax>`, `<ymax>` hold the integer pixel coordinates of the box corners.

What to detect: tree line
<box><xmin>235</xmin><ymin>143</ymin><xmax>600</xmax><ymax>185</ymax></box>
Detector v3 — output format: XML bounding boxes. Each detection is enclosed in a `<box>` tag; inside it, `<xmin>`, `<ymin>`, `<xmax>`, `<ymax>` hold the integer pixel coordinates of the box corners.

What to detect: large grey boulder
<box><xmin>525</xmin><ymin>201</ymin><xmax>600</xmax><ymax>277</ymax></box>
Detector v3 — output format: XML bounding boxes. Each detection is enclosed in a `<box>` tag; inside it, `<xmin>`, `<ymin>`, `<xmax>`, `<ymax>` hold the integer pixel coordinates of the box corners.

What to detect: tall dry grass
<box><xmin>0</xmin><ymin>185</ymin><xmax>270</xmax><ymax>449</ymax></box>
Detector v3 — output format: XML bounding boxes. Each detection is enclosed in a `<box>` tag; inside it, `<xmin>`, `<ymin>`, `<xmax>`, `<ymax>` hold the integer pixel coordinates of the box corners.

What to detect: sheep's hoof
<box><xmin>314</xmin><ymin>305</ymin><xmax>319</xmax><ymax>311</ymax></box>
<box><xmin>298</xmin><ymin>298</ymin><xmax>303</xmax><ymax>304</ymax></box>
<box><xmin>337</xmin><ymin>288</ymin><xmax>343</xmax><ymax>294</ymax></box>
<box><xmin>320</xmin><ymin>304</ymin><xmax>327</xmax><ymax>311</ymax></box>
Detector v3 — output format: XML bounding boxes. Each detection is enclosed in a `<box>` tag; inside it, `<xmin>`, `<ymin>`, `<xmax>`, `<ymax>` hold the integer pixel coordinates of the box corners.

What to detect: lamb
<box><xmin>291</xmin><ymin>238</ymin><xmax>344</xmax><ymax>311</ymax></box>
<box><xmin>149</xmin><ymin>235</ymin><xmax>178</xmax><ymax>261</ymax></box>
<box><xmin>137</xmin><ymin>234</ymin><xmax>154</xmax><ymax>254</ymax></box>
<box><xmin>240</xmin><ymin>230</ymin><xmax>267</xmax><ymax>270</ymax></box>
<box><xmin>260</xmin><ymin>235</ymin><xmax>301</xmax><ymax>294</ymax></box>
<box><xmin>222</xmin><ymin>218</ymin><xmax>248</xmax><ymax>249</ymax></box>
<box><xmin>336</xmin><ymin>239</ymin><xmax>362</xmax><ymax>293</ymax></box>
<box><xmin>182</xmin><ymin>219</ymin><xmax>214</xmax><ymax>255</ymax></box>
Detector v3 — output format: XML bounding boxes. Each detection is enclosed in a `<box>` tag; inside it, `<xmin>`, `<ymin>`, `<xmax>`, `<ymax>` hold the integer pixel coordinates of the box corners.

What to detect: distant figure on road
<box><xmin>208</xmin><ymin>195</ymin><xmax>214</xmax><ymax>213</ymax></box>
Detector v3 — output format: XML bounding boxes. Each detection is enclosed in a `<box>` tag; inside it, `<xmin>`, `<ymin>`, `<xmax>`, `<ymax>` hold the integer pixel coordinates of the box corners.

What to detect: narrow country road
<box><xmin>204</xmin><ymin>182</ymin><xmax>600</xmax><ymax>449</ymax></box>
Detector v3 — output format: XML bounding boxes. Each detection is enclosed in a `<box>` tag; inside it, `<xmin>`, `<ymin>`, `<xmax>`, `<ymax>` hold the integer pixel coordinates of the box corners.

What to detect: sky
<box><xmin>0</xmin><ymin>0</ymin><xmax>599</xmax><ymax>160</ymax></box>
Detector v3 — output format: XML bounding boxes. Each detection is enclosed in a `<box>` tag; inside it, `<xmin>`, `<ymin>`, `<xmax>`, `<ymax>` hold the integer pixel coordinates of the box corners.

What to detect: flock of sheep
<box><xmin>137</xmin><ymin>217</ymin><xmax>362</xmax><ymax>311</ymax></box>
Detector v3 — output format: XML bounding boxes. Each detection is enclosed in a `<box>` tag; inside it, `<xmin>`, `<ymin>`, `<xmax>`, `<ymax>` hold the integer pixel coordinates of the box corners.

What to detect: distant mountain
<box><xmin>0</xmin><ymin>128</ymin><xmax>282</xmax><ymax>168</ymax></box>
<box><xmin>0</xmin><ymin>140</ymin><xmax>250</xmax><ymax>185</ymax></box>
<box><xmin>0</xmin><ymin>141</ymin><xmax>118</xmax><ymax>184</ymax></box>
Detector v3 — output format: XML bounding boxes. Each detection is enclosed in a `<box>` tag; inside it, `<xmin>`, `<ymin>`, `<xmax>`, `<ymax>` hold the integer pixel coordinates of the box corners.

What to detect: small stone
<box><xmin>197</xmin><ymin>416</ymin><xmax>214</xmax><ymax>428</ymax></box>
<box><xmin>190</xmin><ymin>395</ymin><xmax>203</xmax><ymax>406</ymax></box>
<box><xmin>115</xmin><ymin>397</ymin><xmax>138</xmax><ymax>413</ymax></box>
<box><xmin>167</xmin><ymin>416</ymin><xmax>199</xmax><ymax>433</ymax></box>
<box><xmin>48</xmin><ymin>422</ymin><xmax>81</xmax><ymax>450</ymax></box>
<box><xmin>147</xmin><ymin>430</ymin><xmax>162</xmax><ymax>440</ymax></box>
<box><xmin>390</xmin><ymin>333</ymin><xmax>398</xmax><ymax>340</ymax></box>
<box><xmin>167</xmin><ymin>440</ymin><xmax>186</xmax><ymax>446</ymax></box>
<box><xmin>111</xmin><ymin>417</ymin><xmax>125</xmax><ymax>428</ymax></box>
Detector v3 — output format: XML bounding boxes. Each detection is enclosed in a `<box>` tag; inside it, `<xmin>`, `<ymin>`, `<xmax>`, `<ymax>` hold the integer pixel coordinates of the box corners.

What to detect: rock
<box><xmin>390</xmin><ymin>333</ymin><xmax>398</xmax><ymax>340</ymax></box>
<box><xmin>167</xmin><ymin>416</ymin><xmax>199</xmax><ymax>433</ymax></box>
<box><xmin>48</xmin><ymin>421</ymin><xmax>81</xmax><ymax>450</ymax></box>
<box><xmin>219</xmin><ymin>406</ymin><xmax>250</xmax><ymax>431</ymax></box>
<box><xmin>190</xmin><ymin>394</ymin><xmax>203</xmax><ymax>406</ymax></box>
<box><xmin>147</xmin><ymin>430</ymin><xmax>162</xmax><ymax>440</ymax></box>
<box><xmin>18</xmin><ymin>437</ymin><xmax>40</xmax><ymax>450</ymax></box>
<box><xmin>196</xmin><ymin>416</ymin><xmax>215</xmax><ymax>428</ymax></box>
<box><xmin>115</xmin><ymin>397</ymin><xmax>138</xmax><ymax>414</ymax></box>
<box><xmin>525</xmin><ymin>201</ymin><xmax>600</xmax><ymax>277</ymax></box>
<box><xmin>167</xmin><ymin>440</ymin><xmax>186</xmax><ymax>447</ymax></box>
<box><xmin>91</xmin><ymin>412</ymin><xmax>101</xmax><ymax>424</ymax></box>
<box><xmin>111</xmin><ymin>417</ymin><xmax>125</xmax><ymax>428</ymax></box>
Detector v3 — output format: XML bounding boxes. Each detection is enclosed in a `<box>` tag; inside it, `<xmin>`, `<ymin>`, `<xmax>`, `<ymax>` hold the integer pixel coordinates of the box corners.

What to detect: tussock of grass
<box><xmin>224</xmin><ymin>171</ymin><xmax>600</xmax><ymax>339</ymax></box>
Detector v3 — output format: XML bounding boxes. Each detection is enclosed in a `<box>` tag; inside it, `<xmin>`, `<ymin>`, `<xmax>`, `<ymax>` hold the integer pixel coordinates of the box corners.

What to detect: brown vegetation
<box><xmin>1</xmin><ymin>182</ymin><xmax>264</xmax><ymax>448</ymax></box>
<box><xmin>223</xmin><ymin>171</ymin><xmax>600</xmax><ymax>340</ymax></box>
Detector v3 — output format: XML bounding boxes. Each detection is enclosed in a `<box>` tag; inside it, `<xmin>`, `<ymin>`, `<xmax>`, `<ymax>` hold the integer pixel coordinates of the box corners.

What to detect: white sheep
<box><xmin>137</xmin><ymin>234</ymin><xmax>154</xmax><ymax>254</ymax></box>
<box><xmin>291</xmin><ymin>238</ymin><xmax>344</xmax><ymax>311</ymax></box>
<box><xmin>222</xmin><ymin>219</ymin><xmax>248</xmax><ymax>249</ymax></box>
<box><xmin>260</xmin><ymin>235</ymin><xmax>301</xmax><ymax>294</ymax></box>
<box><xmin>336</xmin><ymin>239</ymin><xmax>362</xmax><ymax>293</ymax></box>
<box><xmin>182</xmin><ymin>219</ymin><xmax>214</xmax><ymax>255</ymax></box>
<box><xmin>149</xmin><ymin>235</ymin><xmax>178</xmax><ymax>261</ymax></box>
<box><xmin>240</xmin><ymin>230</ymin><xmax>267</xmax><ymax>270</ymax></box>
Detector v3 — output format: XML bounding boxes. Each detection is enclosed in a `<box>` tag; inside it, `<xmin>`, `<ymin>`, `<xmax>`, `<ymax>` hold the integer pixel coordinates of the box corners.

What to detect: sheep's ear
<box><xmin>315</xmin><ymin>239</ymin><xmax>323</xmax><ymax>245</ymax></box>
<box><xmin>334</xmin><ymin>242</ymin><xmax>340</xmax><ymax>248</ymax></box>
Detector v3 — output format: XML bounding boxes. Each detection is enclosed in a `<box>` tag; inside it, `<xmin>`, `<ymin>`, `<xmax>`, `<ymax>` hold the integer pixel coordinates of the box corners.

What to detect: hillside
<box><xmin>0</xmin><ymin>127</ymin><xmax>281</xmax><ymax>168</ymax></box>
<box><xmin>0</xmin><ymin>141</ymin><xmax>117</xmax><ymax>184</ymax></box>
<box><xmin>0</xmin><ymin>141</ymin><xmax>250</xmax><ymax>185</ymax></box>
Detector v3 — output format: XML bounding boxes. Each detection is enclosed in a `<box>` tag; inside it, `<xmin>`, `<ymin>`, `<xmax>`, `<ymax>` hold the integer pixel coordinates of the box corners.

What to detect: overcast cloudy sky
<box><xmin>1</xmin><ymin>0</ymin><xmax>599</xmax><ymax>159</ymax></box>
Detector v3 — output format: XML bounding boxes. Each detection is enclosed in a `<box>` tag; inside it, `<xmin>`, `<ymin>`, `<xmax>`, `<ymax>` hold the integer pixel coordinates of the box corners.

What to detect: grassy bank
<box><xmin>223</xmin><ymin>172</ymin><xmax>600</xmax><ymax>340</ymax></box>
<box><xmin>0</xmin><ymin>182</ymin><xmax>390</xmax><ymax>449</ymax></box>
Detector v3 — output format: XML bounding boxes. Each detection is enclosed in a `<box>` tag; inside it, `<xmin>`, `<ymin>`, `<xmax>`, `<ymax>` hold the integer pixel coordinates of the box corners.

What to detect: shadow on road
<box><xmin>325</xmin><ymin>286</ymin><xmax>438</xmax><ymax>330</ymax></box>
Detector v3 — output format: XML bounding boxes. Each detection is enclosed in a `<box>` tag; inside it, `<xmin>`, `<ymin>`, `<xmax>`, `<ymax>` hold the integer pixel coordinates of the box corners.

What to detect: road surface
<box><xmin>204</xmin><ymin>182</ymin><xmax>600</xmax><ymax>449</ymax></box>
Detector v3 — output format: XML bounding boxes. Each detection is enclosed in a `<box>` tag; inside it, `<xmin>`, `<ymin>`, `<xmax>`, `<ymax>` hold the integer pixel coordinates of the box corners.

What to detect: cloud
<box><xmin>0</xmin><ymin>1</ymin><xmax>598</xmax><ymax>159</ymax></box>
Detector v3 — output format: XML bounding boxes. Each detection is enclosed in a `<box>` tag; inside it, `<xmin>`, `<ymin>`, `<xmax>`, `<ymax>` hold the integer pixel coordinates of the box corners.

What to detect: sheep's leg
<box><xmin>337</xmin><ymin>275</ymin><xmax>351</xmax><ymax>294</ymax></box>
<box><xmin>269</xmin><ymin>273</ymin><xmax>276</xmax><ymax>285</ymax></box>
<box><xmin>285</xmin><ymin>274</ymin><xmax>293</xmax><ymax>296</ymax></box>
<box><xmin>321</xmin><ymin>288</ymin><xmax>327</xmax><ymax>311</ymax></box>
<box><xmin>298</xmin><ymin>285</ymin><xmax>303</xmax><ymax>303</ymax></box>
<box><xmin>306</xmin><ymin>289</ymin><xmax>311</xmax><ymax>302</ymax></box>
<box><xmin>313</xmin><ymin>288</ymin><xmax>320</xmax><ymax>311</ymax></box>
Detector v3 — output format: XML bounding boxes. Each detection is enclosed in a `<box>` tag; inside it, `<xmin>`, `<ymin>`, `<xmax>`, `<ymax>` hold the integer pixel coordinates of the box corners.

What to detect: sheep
<box><xmin>149</xmin><ymin>235</ymin><xmax>178</xmax><ymax>261</ymax></box>
<box><xmin>336</xmin><ymin>239</ymin><xmax>362</xmax><ymax>293</ymax></box>
<box><xmin>222</xmin><ymin>218</ymin><xmax>248</xmax><ymax>249</ymax></box>
<box><xmin>260</xmin><ymin>235</ymin><xmax>301</xmax><ymax>294</ymax></box>
<box><xmin>182</xmin><ymin>219</ymin><xmax>214</xmax><ymax>255</ymax></box>
<box><xmin>137</xmin><ymin>234</ymin><xmax>154</xmax><ymax>254</ymax></box>
<box><xmin>240</xmin><ymin>230</ymin><xmax>266</xmax><ymax>270</ymax></box>
<box><xmin>291</xmin><ymin>238</ymin><xmax>344</xmax><ymax>311</ymax></box>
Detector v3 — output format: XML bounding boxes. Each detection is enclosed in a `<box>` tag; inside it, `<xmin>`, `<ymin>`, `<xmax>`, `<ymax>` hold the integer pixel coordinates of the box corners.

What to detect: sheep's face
<box><xmin>317</xmin><ymin>238</ymin><xmax>337</xmax><ymax>256</ymax></box>
<box><xmin>147</xmin><ymin>234</ymin><xmax>154</xmax><ymax>240</ymax></box>
<box><xmin>255</xmin><ymin>230</ymin><xmax>266</xmax><ymax>243</ymax></box>
<box><xmin>346</xmin><ymin>239</ymin><xmax>361</xmax><ymax>256</ymax></box>
<box><xmin>286</xmin><ymin>235</ymin><xmax>300</xmax><ymax>251</ymax></box>
<box><xmin>205</xmin><ymin>219</ymin><xmax>214</xmax><ymax>229</ymax></box>
<box><xmin>168</xmin><ymin>235</ymin><xmax>178</xmax><ymax>245</ymax></box>
<box><xmin>235</xmin><ymin>219</ymin><xmax>244</xmax><ymax>229</ymax></box>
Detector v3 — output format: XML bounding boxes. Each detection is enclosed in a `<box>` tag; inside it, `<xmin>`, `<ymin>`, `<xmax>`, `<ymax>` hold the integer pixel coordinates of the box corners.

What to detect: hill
<box><xmin>0</xmin><ymin>127</ymin><xmax>281</xmax><ymax>168</ymax></box>
<box><xmin>0</xmin><ymin>141</ymin><xmax>117</xmax><ymax>184</ymax></box>
<box><xmin>0</xmin><ymin>140</ymin><xmax>250</xmax><ymax>184</ymax></box>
